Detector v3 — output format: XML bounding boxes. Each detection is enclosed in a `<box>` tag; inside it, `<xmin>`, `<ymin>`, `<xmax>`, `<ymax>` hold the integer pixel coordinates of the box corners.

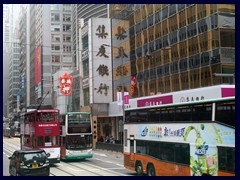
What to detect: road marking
<box><xmin>67</xmin><ymin>167</ymin><xmax>79</xmax><ymax>171</ymax></box>
<box><xmin>93</xmin><ymin>153</ymin><xmax>107</xmax><ymax>157</ymax></box>
<box><xmin>116</xmin><ymin>164</ymin><xmax>124</xmax><ymax>167</ymax></box>
<box><xmin>105</xmin><ymin>161</ymin><xmax>113</xmax><ymax>164</ymax></box>
<box><xmin>108</xmin><ymin>167</ymin><xmax>125</xmax><ymax>170</ymax></box>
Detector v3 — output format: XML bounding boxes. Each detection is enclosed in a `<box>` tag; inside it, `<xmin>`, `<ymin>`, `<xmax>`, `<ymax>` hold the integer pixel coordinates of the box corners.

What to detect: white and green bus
<box><xmin>60</xmin><ymin>112</ymin><xmax>93</xmax><ymax>160</ymax></box>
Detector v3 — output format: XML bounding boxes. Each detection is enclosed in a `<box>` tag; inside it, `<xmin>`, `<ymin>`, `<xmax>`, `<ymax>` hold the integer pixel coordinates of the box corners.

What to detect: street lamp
<box><xmin>102</xmin><ymin>44</ymin><xmax>125</xmax><ymax>145</ymax></box>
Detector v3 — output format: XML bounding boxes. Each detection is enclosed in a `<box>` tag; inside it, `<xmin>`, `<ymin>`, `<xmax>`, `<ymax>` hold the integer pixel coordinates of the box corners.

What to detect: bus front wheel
<box><xmin>135</xmin><ymin>161</ymin><xmax>143</xmax><ymax>176</ymax></box>
<box><xmin>147</xmin><ymin>164</ymin><xmax>155</xmax><ymax>176</ymax></box>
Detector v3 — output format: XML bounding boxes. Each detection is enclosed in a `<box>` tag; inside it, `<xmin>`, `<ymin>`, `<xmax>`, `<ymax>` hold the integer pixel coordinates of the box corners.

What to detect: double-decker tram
<box><xmin>123</xmin><ymin>85</ymin><xmax>235</xmax><ymax>176</ymax></box>
<box><xmin>60</xmin><ymin>112</ymin><xmax>93</xmax><ymax>160</ymax></box>
<box><xmin>21</xmin><ymin>109</ymin><xmax>61</xmax><ymax>165</ymax></box>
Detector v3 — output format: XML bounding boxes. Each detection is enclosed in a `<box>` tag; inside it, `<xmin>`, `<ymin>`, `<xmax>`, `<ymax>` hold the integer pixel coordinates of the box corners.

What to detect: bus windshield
<box><xmin>66</xmin><ymin>135</ymin><xmax>92</xmax><ymax>150</ymax></box>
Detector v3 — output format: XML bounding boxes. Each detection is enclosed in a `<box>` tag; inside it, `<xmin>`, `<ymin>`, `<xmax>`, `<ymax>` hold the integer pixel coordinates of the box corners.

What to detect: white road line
<box><xmin>67</xmin><ymin>167</ymin><xmax>79</xmax><ymax>171</ymax></box>
<box><xmin>93</xmin><ymin>153</ymin><xmax>107</xmax><ymax>157</ymax></box>
<box><xmin>105</xmin><ymin>161</ymin><xmax>113</xmax><ymax>164</ymax></box>
<box><xmin>108</xmin><ymin>167</ymin><xmax>125</xmax><ymax>170</ymax></box>
<box><xmin>116</xmin><ymin>164</ymin><xmax>124</xmax><ymax>166</ymax></box>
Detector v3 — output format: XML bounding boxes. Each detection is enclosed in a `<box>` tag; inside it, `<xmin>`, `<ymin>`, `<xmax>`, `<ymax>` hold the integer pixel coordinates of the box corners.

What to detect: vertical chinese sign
<box><xmin>89</xmin><ymin>18</ymin><xmax>112</xmax><ymax>104</ymax></box>
<box><xmin>59</xmin><ymin>72</ymin><xmax>73</xmax><ymax>96</ymax></box>
<box><xmin>35</xmin><ymin>46</ymin><xmax>42</xmax><ymax>99</ymax></box>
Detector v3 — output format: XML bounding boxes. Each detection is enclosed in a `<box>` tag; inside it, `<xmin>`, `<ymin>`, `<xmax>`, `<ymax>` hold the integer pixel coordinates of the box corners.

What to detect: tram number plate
<box><xmin>32</xmin><ymin>164</ymin><xmax>38</xmax><ymax>168</ymax></box>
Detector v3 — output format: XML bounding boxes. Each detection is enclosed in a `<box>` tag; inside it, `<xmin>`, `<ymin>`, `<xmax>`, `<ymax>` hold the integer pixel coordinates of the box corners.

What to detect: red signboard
<box><xmin>35</xmin><ymin>46</ymin><xmax>42</xmax><ymax>98</ymax></box>
<box><xmin>59</xmin><ymin>72</ymin><xmax>73</xmax><ymax>96</ymax></box>
<box><xmin>35</xmin><ymin>122</ymin><xmax>60</xmax><ymax>136</ymax></box>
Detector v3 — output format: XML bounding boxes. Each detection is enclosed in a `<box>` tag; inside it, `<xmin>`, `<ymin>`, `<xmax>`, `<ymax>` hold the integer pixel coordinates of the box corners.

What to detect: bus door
<box><xmin>130</xmin><ymin>136</ymin><xmax>135</xmax><ymax>161</ymax></box>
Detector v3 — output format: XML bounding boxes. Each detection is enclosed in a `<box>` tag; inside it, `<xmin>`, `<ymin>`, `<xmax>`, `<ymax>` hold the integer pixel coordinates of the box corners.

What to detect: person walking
<box><xmin>106</xmin><ymin>135</ymin><xmax>110</xmax><ymax>143</ymax></box>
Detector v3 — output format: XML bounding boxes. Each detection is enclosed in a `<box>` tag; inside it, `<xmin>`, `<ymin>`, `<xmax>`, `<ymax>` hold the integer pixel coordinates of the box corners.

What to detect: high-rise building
<box><xmin>109</xmin><ymin>4</ymin><xmax>235</xmax><ymax>100</ymax></box>
<box><xmin>18</xmin><ymin>5</ymin><xmax>30</xmax><ymax>112</ymax></box>
<box><xmin>3</xmin><ymin>4</ymin><xmax>21</xmax><ymax>118</ymax></box>
<box><xmin>29</xmin><ymin>4</ymin><xmax>74</xmax><ymax>107</ymax></box>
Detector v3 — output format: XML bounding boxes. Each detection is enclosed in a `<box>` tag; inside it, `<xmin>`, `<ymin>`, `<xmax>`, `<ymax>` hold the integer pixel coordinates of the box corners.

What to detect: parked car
<box><xmin>9</xmin><ymin>149</ymin><xmax>50</xmax><ymax>176</ymax></box>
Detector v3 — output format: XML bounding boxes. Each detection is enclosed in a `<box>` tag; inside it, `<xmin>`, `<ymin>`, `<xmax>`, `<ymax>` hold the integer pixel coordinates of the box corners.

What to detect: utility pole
<box><xmin>120</xmin><ymin>47</ymin><xmax>125</xmax><ymax>146</ymax></box>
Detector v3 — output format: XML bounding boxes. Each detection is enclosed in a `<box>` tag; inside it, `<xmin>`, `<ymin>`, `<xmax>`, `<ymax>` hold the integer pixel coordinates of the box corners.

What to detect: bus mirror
<box><xmin>46</xmin><ymin>153</ymin><xmax>50</xmax><ymax>157</ymax></box>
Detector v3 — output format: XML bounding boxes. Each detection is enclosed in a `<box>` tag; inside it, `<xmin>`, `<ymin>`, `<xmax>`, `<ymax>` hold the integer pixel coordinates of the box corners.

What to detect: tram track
<box><xmin>51</xmin><ymin>160</ymin><xmax>128</xmax><ymax>176</ymax></box>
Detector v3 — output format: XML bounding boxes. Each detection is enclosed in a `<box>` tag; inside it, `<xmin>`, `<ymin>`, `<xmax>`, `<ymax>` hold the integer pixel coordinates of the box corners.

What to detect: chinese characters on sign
<box><xmin>115</xmin><ymin>26</ymin><xmax>127</xmax><ymax>40</ymax></box>
<box><xmin>97</xmin><ymin>83</ymin><xmax>109</xmax><ymax>96</ymax></box>
<box><xmin>96</xmin><ymin>45</ymin><xmax>109</xmax><ymax>58</ymax></box>
<box><xmin>96</xmin><ymin>64</ymin><xmax>109</xmax><ymax>76</ymax></box>
<box><xmin>96</xmin><ymin>25</ymin><xmax>108</xmax><ymax>39</ymax></box>
<box><xmin>116</xmin><ymin>65</ymin><xmax>128</xmax><ymax>76</ymax></box>
<box><xmin>59</xmin><ymin>72</ymin><xmax>73</xmax><ymax>96</ymax></box>
<box><xmin>116</xmin><ymin>47</ymin><xmax>128</xmax><ymax>58</ymax></box>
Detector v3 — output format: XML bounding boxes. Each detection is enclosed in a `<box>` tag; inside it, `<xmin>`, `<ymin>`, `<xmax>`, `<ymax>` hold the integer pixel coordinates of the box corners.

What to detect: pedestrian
<box><xmin>106</xmin><ymin>135</ymin><xmax>110</xmax><ymax>143</ymax></box>
<box><xmin>110</xmin><ymin>136</ymin><xmax>115</xmax><ymax>144</ymax></box>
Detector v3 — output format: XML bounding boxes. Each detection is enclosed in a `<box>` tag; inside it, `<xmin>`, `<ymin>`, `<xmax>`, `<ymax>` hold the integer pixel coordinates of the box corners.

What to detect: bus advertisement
<box><xmin>123</xmin><ymin>85</ymin><xmax>235</xmax><ymax>176</ymax></box>
<box><xmin>21</xmin><ymin>109</ymin><xmax>61</xmax><ymax>165</ymax></box>
<box><xmin>60</xmin><ymin>112</ymin><xmax>93</xmax><ymax>160</ymax></box>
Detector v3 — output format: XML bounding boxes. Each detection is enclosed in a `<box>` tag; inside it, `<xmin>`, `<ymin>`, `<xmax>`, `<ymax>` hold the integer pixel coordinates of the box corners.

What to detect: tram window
<box><xmin>43</xmin><ymin>113</ymin><xmax>52</xmax><ymax>122</ymax></box>
<box><xmin>52</xmin><ymin>136</ymin><xmax>59</xmax><ymax>146</ymax></box>
<box><xmin>37</xmin><ymin>113</ymin><xmax>41</xmax><ymax>122</ymax></box>
<box><xmin>45</xmin><ymin>136</ymin><xmax>52</xmax><ymax>146</ymax></box>
<box><xmin>37</xmin><ymin>136</ymin><xmax>44</xmax><ymax>147</ymax></box>
<box><xmin>53</xmin><ymin>113</ymin><xmax>59</xmax><ymax>122</ymax></box>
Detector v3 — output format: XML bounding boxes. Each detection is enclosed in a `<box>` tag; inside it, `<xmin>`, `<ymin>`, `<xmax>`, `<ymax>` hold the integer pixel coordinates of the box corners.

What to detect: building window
<box><xmin>63</xmin><ymin>24</ymin><xmax>71</xmax><ymax>32</ymax></box>
<box><xmin>51</xmin><ymin>13</ymin><xmax>60</xmax><ymax>21</ymax></box>
<box><xmin>51</xmin><ymin>34</ymin><xmax>60</xmax><ymax>42</ymax></box>
<box><xmin>63</xmin><ymin>45</ymin><xmax>71</xmax><ymax>52</ymax></box>
<box><xmin>63</xmin><ymin>14</ymin><xmax>71</xmax><ymax>22</ymax></box>
<box><xmin>51</xmin><ymin>24</ymin><xmax>60</xmax><ymax>32</ymax></box>
<box><xmin>51</xmin><ymin>4</ymin><xmax>60</xmax><ymax>11</ymax></box>
<box><xmin>52</xmin><ymin>66</ymin><xmax>60</xmax><ymax>73</ymax></box>
<box><xmin>62</xmin><ymin>55</ymin><xmax>72</xmax><ymax>63</ymax></box>
<box><xmin>63</xmin><ymin>35</ymin><xmax>71</xmax><ymax>42</ymax></box>
<box><xmin>51</xmin><ymin>55</ymin><xmax>60</xmax><ymax>63</ymax></box>
<box><xmin>63</xmin><ymin>4</ymin><xmax>71</xmax><ymax>11</ymax></box>
<box><xmin>51</xmin><ymin>44</ymin><xmax>60</xmax><ymax>51</ymax></box>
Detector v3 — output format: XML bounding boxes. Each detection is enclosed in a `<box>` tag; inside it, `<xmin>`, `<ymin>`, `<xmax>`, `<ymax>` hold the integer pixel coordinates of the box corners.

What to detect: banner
<box><xmin>35</xmin><ymin>46</ymin><xmax>42</xmax><ymax>98</ymax></box>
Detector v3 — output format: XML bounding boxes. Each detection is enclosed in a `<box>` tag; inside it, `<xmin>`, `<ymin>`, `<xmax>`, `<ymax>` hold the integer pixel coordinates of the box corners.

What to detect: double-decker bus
<box><xmin>21</xmin><ymin>109</ymin><xmax>61</xmax><ymax>165</ymax></box>
<box><xmin>123</xmin><ymin>85</ymin><xmax>235</xmax><ymax>176</ymax></box>
<box><xmin>60</xmin><ymin>112</ymin><xmax>93</xmax><ymax>160</ymax></box>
